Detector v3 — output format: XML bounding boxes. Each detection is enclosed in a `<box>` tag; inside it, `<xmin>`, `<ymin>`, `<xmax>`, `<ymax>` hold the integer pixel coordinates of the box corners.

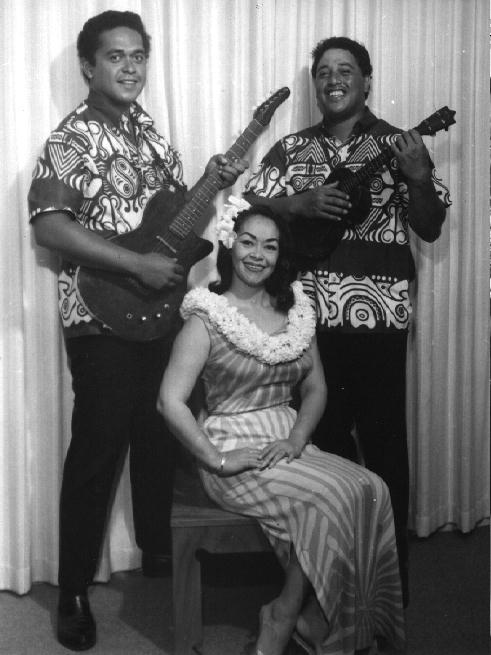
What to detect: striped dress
<box><xmin>180</xmin><ymin>284</ymin><xmax>405</xmax><ymax>655</ymax></box>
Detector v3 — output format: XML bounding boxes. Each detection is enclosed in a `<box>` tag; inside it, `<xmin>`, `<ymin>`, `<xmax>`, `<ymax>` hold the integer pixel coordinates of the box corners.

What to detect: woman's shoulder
<box><xmin>180</xmin><ymin>287</ymin><xmax>228</xmax><ymax>322</ymax></box>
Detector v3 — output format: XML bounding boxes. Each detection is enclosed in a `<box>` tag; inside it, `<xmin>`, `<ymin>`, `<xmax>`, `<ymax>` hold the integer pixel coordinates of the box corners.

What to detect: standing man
<box><xmin>28</xmin><ymin>11</ymin><xmax>246</xmax><ymax>651</ymax></box>
<box><xmin>244</xmin><ymin>36</ymin><xmax>451</xmax><ymax>606</ymax></box>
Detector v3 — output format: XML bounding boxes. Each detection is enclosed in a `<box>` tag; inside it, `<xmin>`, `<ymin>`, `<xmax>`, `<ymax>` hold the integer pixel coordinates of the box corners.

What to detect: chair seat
<box><xmin>171</xmin><ymin>466</ymin><xmax>271</xmax><ymax>655</ymax></box>
<box><xmin>172</xmin><ymin>467</ymin><xmax>261</xmax><ymax>528</ymax></box>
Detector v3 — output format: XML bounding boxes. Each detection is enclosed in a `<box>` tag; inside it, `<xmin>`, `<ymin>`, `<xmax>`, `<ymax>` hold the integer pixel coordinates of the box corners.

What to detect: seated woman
<box><xmin>157</xmin><ymin>203</ymin><xmax>405</xmax><ymax>655</ymax></box>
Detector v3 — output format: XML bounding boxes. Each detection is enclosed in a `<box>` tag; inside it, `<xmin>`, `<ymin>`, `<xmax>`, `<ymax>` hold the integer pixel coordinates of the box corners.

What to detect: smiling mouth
<box><xmin>327</xmin><ymin>89</ymin><xmax>345</xmax><ymax>98</ymax></box>
<box><xmin>244</xmin><ymin>263</ymin><xmax>265</xmax><ymax>272</ymax></box>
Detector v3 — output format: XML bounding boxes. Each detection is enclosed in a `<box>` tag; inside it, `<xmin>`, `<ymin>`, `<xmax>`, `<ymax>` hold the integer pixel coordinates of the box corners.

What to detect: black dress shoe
<box><xmin>141</xmin><ymin>552</ymin><xmax>172</xmax><ymax>578</ymax></box>
<box><xmin>57</xmin><ymin>591</ymin><xmax>96</xmax><ymax>651</ymax></box>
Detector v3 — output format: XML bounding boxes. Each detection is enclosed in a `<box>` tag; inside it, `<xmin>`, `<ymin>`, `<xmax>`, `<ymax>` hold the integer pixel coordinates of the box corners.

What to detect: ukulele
<box><xmin>76</xmin><ymin>87</ymin><xmax>290</xmax><ymax>341</ymax></box>
<box><xmin>289</xmin><ymin>106</ymin><xmax>456</xmax><ymax>268</ymax></box>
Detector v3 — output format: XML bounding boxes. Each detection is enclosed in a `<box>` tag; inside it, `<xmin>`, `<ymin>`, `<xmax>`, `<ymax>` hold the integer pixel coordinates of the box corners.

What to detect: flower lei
<box><xmin>180</xmin><ymin>281</ymin><xmax>316</xmax><ymax>365</ymax></box>
<box><xmin>215</xmin><ymin>195</ymin><xmax>251</xmax><ymax>248</ymax></box>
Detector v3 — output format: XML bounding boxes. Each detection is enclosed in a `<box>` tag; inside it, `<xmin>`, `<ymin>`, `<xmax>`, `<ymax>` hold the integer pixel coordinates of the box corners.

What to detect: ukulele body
<box><xmin>290</xmin><ymin>166</ymin><xmax>372</xmax><ymax>268</ymax></box>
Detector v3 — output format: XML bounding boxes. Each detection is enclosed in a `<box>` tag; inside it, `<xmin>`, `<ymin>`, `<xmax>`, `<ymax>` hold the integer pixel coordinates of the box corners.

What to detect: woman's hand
<box><xmin>258</xmin><ymin>440</ymin><xmax>301</xmax><ymax>469</ymax></box>
<box><xmin>219</xmin><ymin>447</ymin><xmax>262</xmax><ymax>476</ymax></box>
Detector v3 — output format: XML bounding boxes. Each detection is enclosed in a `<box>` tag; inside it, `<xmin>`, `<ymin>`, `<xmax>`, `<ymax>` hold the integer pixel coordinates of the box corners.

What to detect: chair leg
<box><xmin>172</xmin><ymin>527</ymin><xmax>204</xmax><ymax>655</ymax></box>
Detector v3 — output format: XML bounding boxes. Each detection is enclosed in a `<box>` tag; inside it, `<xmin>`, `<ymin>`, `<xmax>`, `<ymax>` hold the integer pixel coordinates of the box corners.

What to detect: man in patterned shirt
<box><xmin>28</xmin><ymin>11</ymin><xmax>246</xmax><ymax>651</ymax></box>
<box><xmin>244</xmin><ymin>36</ymin><xmax>450</xmax><ymax>606</ymax></box>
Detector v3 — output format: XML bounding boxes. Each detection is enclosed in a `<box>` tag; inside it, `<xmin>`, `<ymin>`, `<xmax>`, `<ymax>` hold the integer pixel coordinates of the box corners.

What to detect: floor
<box><xmin>0</xmin><ymin>526</ymin><xmax>488</xmax><ymax>655</ymax></box>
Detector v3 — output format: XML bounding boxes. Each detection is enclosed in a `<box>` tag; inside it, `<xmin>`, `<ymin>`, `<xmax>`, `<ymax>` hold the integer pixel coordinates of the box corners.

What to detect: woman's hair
<box><xmin>210</xmin><ymin>205</ymin><xmax>297</xmax><ymax>311</ymax></box>
<box><xmin>77</xmin><ymin>11</ymin><xmax>151</xmax><ymax>81</ymax></box>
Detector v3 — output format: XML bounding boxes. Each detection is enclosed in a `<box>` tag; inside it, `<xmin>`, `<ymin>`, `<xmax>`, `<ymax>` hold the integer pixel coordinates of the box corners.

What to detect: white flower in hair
<box><xmin>216</xmin><ymin>195</ymin><xmax>251</xmax><ymax>248</ymax></box>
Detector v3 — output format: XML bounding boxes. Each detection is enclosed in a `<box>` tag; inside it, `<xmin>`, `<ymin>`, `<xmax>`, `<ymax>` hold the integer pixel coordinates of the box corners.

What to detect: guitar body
<box><xmin>76</xmin><ymin>189</ymin><xmax>213</xmax><ymax>342</ymax></box>
<box><xmin>290</xmin><ymin>167</ymin><xmax>372</xmax><ymax>268</ymax></box>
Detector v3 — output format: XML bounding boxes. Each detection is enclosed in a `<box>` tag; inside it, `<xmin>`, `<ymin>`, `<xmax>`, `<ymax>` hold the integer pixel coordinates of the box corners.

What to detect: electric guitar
<box><xmin>289</xmin><ymin>106</ymin><xmax>456</xmax><ymax>268</ymax></box>
<box><xmin>76</xmin><ymin>87</ymin><xmax>290</xmax><ymax>341</ymax></box>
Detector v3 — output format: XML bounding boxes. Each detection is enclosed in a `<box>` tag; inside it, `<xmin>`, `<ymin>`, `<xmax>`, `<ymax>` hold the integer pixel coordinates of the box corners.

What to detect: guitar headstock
<box><xmin>416</xmin><ymin>106</ymin><xmax>456</xmax><ymax>136</ymax></box>
<box><xmin>253</xmin><ymin>87</ymin><xmax>291</xmax><ymax>126</ymax></box>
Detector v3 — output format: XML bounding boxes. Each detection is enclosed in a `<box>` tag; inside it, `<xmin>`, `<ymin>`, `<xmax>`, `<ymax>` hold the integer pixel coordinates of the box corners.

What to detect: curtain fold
<box><xmin>1</xmin><ymin>0</ymin><xmax>488</xmax><ymax>593</ymax></box>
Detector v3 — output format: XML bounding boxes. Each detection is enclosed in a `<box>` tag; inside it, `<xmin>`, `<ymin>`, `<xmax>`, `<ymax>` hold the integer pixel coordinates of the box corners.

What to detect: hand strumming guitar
<box><xmin>33</xmin><ymin>212</ymin><xmax>185</xmax><ymax>290</ymax></box>
<box><xmin>132</xmin><ymin>252</ymin><xmax>184</xmax><ymax>290</ymax></box>
<box><xmin>245</xmin><ymin>183</ymin><xmax>352</xmax><ymax>225</ymax></box>
<box><xmin>288</xmin><ymin>181</ymin><xmax>352</xmax><ymax>222</ymax></box>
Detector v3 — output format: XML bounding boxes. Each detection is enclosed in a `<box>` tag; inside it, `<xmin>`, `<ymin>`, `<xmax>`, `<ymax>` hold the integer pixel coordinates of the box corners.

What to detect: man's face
<box><xmin>83</xmin><ymin>27</ymin><xmax>147</xmax><ymax>110</ymax></box>
<box><xmin>314</xmin><ymin>48</ymin><xmax>370</xmax><ymax>122</ymax></box>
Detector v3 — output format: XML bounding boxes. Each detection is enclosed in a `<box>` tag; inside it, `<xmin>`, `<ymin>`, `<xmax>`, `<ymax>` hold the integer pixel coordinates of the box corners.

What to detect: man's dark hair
<box><xmin>77</xmin><ymin>10</ymin><xmax>151</xmax><ymax>68</ymax></box>
<box><xmin>311</xmin><ymin>36</ymin><xmax>372</xmax><ymax>78</ymax></box>
<box><xmin>211</xmin><ymin>205</ymin><xmax>297</xmax><ymax>311</ymax></box>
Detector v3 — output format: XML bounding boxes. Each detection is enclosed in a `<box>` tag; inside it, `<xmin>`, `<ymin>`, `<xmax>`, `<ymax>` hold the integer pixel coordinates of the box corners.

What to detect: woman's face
<box><xmin>231</xmin><ymin>215</ymin><xmax>280</xmax><ymax>288</ymax></box>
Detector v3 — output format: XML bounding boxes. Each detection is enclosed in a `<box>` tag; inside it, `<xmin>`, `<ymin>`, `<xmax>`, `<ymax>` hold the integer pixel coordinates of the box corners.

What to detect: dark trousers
<box><xmin>313</xmin><ymin>331</ymin><xmax>410</xmax><ymax>605</ymax></box>
<box><xmin>59</xmin><ymin>335</ymin><xmax>176</xmax><ymax>593</ymax></box>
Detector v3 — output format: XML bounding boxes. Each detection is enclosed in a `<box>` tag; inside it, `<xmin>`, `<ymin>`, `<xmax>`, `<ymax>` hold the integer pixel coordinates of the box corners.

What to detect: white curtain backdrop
<box><xmin>0</xmin><ymin>0</ymin><xmax>488</xmax><ymax>594</ymax></box>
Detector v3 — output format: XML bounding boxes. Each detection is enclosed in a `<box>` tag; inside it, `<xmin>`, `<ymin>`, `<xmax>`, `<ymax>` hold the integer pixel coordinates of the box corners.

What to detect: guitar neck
<box><xmin>168</xmin><ymin>120</ymin><xmax>265</xmax><ymax>240</ymax></box>
<box><xmin>342</xmin><ymin>126</ymin><xmax>425</xmax><ymax>193</ymax></box>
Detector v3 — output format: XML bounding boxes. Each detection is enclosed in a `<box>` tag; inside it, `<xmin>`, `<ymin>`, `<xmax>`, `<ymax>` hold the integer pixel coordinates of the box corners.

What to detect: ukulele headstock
<box><xmin>416</xmin><ymin>106</ymin><xmax>456</xmax><ymax>136</ymax></box>
<box><xmin>253</xmin><ymin>87</ymin><xmax>291</xmax><ymax>126</ymax></box>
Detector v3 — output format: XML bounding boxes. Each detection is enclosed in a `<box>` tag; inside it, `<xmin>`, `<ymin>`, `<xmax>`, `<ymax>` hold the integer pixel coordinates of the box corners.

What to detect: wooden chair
<box><xmin>171</xmin><ymin>466</ymin><xmax>271</xmax><ymax>655</ymax></box>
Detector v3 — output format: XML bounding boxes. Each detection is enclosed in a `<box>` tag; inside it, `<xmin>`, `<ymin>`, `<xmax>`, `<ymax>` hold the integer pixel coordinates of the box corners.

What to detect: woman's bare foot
<box><xmin>254</xmin><ymin>601</ymin><xmax>298</xmax><ymax>655</ymax></box>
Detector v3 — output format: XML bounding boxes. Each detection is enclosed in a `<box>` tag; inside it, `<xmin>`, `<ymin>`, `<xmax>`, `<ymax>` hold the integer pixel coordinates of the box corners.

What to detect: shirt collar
<box><xmin>320</xmin><ymin>106</ymin><xmax>379</xmax><ymax>139</ymax></box>
<box><xmin>85</xmin><ymin>89</ymin><xmax>153</xmax><ymax>131</ymax></box>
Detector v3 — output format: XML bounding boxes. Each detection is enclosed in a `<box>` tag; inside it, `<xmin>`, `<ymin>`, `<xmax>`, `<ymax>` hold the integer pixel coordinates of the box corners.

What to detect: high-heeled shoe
<box><xmin>293</xmin><ymin>597</ymin><xmax>330</xmax><ymax>655</ymax></box>
<box><xmin>291</xmin><ymin>629</ymin><xmax>315</xmax><ymax>655</ymax></box>
<box><xmin>254</xmin><ymin>602</ymin><xmax>296</xmax><ymax>655</ymax></box>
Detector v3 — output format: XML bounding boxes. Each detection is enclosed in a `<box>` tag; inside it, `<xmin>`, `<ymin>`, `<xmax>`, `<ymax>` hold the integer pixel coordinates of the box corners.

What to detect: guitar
<box><xmin>76</xmin><ymin>87</ymin><xmax>290</xmax><ymax>341</ymax></box>
<box><xmin>289</xmin><ymin>106</ymin><xmax>456</xmax><ymax>268</ymax></box>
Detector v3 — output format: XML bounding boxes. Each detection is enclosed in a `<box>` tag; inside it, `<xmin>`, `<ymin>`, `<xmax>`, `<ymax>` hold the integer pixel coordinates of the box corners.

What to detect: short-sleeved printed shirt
<box><xmin>28</xmin><ymin>90</ymin><xmax>185</xmax><ymax>337</ymax></box>
<box><xmin>245</xmin><ymin>109</ymin><xmax>451</xmax><ymax>333</ymax></box>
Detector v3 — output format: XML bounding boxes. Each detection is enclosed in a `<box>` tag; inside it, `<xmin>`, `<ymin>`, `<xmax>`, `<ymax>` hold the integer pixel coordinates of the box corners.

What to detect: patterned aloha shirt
<box><xmin>28</xmin><ymin>89</ymin><xmax>185</xmax><ymax>337</ymax></box>
<box><xmin>245</xmin><ymin>109</ymin><xmax>451</xmax><ymax>333</ymax></box>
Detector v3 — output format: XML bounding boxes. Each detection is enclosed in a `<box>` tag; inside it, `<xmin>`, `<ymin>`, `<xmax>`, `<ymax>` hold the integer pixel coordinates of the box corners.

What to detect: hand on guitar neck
<box><xmin>203</xmin><ymin>153</ymin><xmax>249</xmax><ymax>190</ymax></box>
<box><xmin>390</xmin><ymin>128</ymin><xmax>433</xmax><ymax>183</ymax></box>
<box><xmin>185</xmin><ymin>154</ymin><xmax>249</xmax><ymax>233</ymax></box>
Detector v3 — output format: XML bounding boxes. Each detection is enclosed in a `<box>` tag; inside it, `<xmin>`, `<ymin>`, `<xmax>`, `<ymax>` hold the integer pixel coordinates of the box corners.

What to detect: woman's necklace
<box><xmin>225</xmin><ymin>293</ymin><xmax>286</xmax><ymax>335</ymax></box>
